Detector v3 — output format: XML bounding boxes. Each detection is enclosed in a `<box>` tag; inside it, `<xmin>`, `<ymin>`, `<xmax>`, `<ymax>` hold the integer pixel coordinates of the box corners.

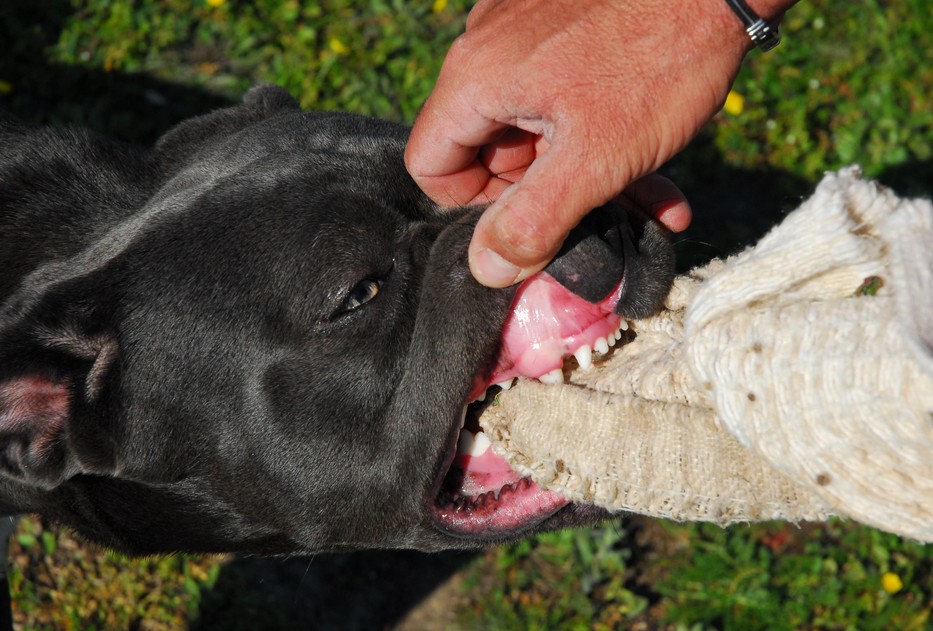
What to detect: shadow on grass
<box><xmin>661</xmin><ymin>132</ymin><xmax>813</xmax><ymax>271</ymax></box>
<box><xmin>191</xmin><ymin>550</ymin><xmax>475</xmax><ymax>631</ymax></box>
<box><xmin>878</xmin><ymin>158</ymin><xmax>933</xmax><ymax>200</ymax></box>
<box><xmin>0</xmin><ymin>0</ymin><xmax>233</xmax><ymax>144</ymax></box>
<box><xmin>664</xmin><ymin>134</ymin><xmax>931</xmax><ymax>272</ymax></box>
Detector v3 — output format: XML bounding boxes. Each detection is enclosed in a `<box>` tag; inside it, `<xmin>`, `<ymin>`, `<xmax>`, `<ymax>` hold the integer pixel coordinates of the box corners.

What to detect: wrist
<box><xmin>748</xmin><ymin>0</ymin><xmax>797</xmax><ymax>23</ymax></box>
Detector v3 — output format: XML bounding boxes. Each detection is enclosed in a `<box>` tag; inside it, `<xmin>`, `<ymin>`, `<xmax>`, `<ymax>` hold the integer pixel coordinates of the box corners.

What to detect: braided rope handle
<box><xmin>480</xmin><ymin>168</ymin><xmax>933</xmax><ymax>539</ymax></box>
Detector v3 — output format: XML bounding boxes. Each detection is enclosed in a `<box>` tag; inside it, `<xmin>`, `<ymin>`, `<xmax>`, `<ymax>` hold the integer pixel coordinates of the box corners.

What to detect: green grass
<box><xmin>1</xmin><ymin>0</ymin><xmax>931</xmax><ymax>628</ymax></box>
<box><xmin>457</xmin><ymin>527</ymin><xmax>648</xmax><ymax>630</ymax></box>
<box><xmin>9</xmin><ymin>517</ymin><xmax>224</xmax><ymax>630</ymax></box>
<box><xmin>651</xmin><ymin>521</ymin><xmax>933</xmax><ymax>630</ymax></box>
<box><xmin>50</xmin><ymin>0</ymin><xmax>472</xmax><ymax>121</ymax></box>
<box><xmin>456</xmin><ymin>519</ymin><xmax>933</xmax><ymax>630</ymax></box>
<box><xmin>714</xmin><ymin>0</ymin><xmax>932</xmax><ymax>186</ymax></box>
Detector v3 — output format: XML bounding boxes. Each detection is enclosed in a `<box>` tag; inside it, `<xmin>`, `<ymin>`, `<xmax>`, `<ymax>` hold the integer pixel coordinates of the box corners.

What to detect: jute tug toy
<box><xmin>478</xmin><ymin>167</ymin><xmax>933</xmax><ymax>541</ymax></box>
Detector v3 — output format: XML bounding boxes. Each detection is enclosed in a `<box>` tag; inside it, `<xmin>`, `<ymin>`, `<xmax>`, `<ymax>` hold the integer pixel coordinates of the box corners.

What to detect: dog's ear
<box><xmin>152</xmin><ymin>84</ymin><xmax>300</xmax><ymax>169</ymax></box>
<box><xmin>0</xmin><ymin>283</ymin><xmax>120</xmax><ymax>490</ymax></box>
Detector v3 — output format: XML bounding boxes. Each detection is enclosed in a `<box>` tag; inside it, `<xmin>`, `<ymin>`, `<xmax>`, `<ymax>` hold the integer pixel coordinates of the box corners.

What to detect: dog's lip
<box><xmin>429</xmin><ymin>271</ymin><xmax>627</xmax><ymax>539</ymax></box>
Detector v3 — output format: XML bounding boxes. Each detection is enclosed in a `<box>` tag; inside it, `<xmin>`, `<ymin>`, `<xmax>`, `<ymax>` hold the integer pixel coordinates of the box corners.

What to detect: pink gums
<box><xmin>441</xmin><ymin>272</ymin><xmax>624</xmax><ymax>535</ymax></box>
<box><xmin>469</xmin><ymin>272</ymin><xmax>623</xmax><ymax>399</ymax></box>
<box><xmin>439</xmin><ymin>445</ymin><xmax>570</xmax><ymax>534</ymax></box>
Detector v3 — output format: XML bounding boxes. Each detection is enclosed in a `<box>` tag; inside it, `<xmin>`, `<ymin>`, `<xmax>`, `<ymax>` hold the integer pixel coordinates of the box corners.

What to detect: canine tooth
<box><xmin>573</xmin><ymin>344</ymin><xmax>593</xmax><ymax>370</ymax></box>
<box><xmin>538</xmin><ymin>368</ymin><xmax>564</xmax><ymax>385</ymax></box>
<box><xmin>469</xmin><ymin>431</ymin><xmax>491</xmax><ymax>457</ymax></box>
<box><xmin>495</xmin><ymin>379</ymin><xmax>514</xmax><ymax>391</ymax></box>
<box><xmin>594</xmin><ymin>337</ymin><xmax>610</xmax><ymax>355</ymax></box>
<box><xmin>456</xmin><ymin>428</ymin><xmax>476</xmax><ymax>456</ymax></box>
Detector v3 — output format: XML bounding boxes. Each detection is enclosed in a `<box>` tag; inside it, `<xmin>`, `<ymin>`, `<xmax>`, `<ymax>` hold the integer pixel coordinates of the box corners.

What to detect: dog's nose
<box><xmin>542</xmin><ymin>203</ymin><xmax>675</xmax><ymax>318</ymax></box>
<box><xmin>543</xmin><ymin>205</ymin><xmax>633</xmax><ymax>303</ymax></box>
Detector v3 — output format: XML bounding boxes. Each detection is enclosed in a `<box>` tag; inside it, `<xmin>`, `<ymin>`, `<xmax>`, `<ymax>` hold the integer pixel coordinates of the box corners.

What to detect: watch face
<box><xmin>726</xmin><ymin>0</ymin><xmax>782</xmax><ymax>52</ymax></box>
<box><xmin>750</xmin><ymin>20</ymin><xmax>782</xmax><ymax>52</ymax></box>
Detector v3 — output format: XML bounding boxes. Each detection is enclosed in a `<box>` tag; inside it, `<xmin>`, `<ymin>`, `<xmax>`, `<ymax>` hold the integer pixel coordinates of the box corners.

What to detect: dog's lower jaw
<box><xmin>433</xmin><ymin>479</ymin><xmax>570</xmax><ymax>539</ymax></box>
<box><xmin>429</xmin><ymin>400</ymin><xmax>571</xmax><ymax>540</ymax></box>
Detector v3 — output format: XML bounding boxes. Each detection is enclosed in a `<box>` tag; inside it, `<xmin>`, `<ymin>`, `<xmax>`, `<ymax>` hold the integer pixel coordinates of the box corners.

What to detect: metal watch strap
<box><xmin>724</xmin><ymin>0</ymin><xmax>782</xmax><ymax>52</ymax></box>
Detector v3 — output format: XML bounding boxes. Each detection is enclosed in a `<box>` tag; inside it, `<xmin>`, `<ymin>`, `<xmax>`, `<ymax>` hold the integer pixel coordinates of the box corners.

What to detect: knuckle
<box><xmin>444</xmin><ymin>34</ymin><xmax>474</xmax><ymax>66</ymax></box>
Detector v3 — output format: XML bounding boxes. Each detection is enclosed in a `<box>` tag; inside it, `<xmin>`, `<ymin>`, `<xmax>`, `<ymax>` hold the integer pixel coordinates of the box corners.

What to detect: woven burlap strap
<box><xmin>478</xmin><ymin>167</ymin><xmax>933</xmax><ymax>540</ymax></box>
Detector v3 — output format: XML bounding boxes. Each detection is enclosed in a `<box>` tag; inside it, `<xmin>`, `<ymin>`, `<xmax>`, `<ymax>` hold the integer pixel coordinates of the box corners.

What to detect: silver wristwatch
<box><xmin>724</xmin><ymin>0</ymin><xmax>782</xmax><ymax>52</ymax></box>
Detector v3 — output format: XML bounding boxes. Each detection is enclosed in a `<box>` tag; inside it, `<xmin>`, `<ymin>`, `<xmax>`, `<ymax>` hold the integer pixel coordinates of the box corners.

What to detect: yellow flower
<box><xmin>723</xmin><ymin>90</ymin><xmax>745</xmax><ymax>116</ymax></box>
<box><xmin>329</xmin><ymin>37</ymin><xmax>350</xmax><ymax>56</ymax></box>
<box><xmin>432</xmin><ymin>0</ymin><xmax>448</xmax><ymax>13</ymax></box>
<box><xmin>882</xmin><ymin>572</ymin><xmax>903</xmax><ymax>594</ymax></box>
<box><xmin>0</xmin><ymin>80</ymin><xmax>12</xmax><ymax>95</ymax></box>
<box><xmin>206</xmin><ymin>0</ymin><xmax>225</xmax><ymax>7</ymax></box>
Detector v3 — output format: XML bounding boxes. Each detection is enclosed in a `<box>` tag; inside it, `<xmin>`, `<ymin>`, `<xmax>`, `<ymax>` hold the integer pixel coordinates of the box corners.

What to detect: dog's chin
<box><xmin>428</xmin><ymin>271</ymin><xmax>628</xmax><ymax>541</ymax></box>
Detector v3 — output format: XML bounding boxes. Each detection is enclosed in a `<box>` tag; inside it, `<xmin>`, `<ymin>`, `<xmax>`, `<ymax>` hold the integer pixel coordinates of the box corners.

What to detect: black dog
<box><xmin>0</xmin><ymin>86</ymin><xmax>673</xmax><ymax>555</ymax></box>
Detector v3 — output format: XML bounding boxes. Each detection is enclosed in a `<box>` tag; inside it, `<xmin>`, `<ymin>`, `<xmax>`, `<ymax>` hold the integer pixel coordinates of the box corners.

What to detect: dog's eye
<box><xmin>340</xmin><ymin>279</ymin><xmax>382</xmax><ymax>313</ymax></box>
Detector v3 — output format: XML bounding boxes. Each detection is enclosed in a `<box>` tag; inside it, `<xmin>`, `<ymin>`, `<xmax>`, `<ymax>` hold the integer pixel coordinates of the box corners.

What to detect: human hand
<box><xmin>406</xmin><ymin>0</ymin><xmax>791</xmax><ymax>287</ymax></box>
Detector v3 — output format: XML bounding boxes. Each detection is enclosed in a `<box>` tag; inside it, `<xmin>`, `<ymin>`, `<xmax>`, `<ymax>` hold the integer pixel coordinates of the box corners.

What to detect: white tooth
<box><xmin>495</xmin><ymin>379</ymin><xmax>514</xmax><ymax>391</ymax></box>
<box><xmin>573</xmin><ymin>344</ymin><xmax>593</xmax><ymax>370</ymax></box>
<box><xmin>619</xmin><ymin>320</ymin><xmax>629</xmax><ymax>332</ymax></box>
<box><xmin>474</xmin><ymin>390</ymin><xmax>486</xmax><ymax>403</ymax></box>
<box><xmin>608</xmin><ymin>333</ymin><xmax>617</xmax><ymax>347</ymax></box>
<box><xmin>594</xmin><ymin>337</ymin><xmax>610</xmax><ymax>355</ymax></box>
<box><xmin>538</xmin><ymin>368</ymin><xmax>564</xmax><ymax>385</ymax></box>
<box><xmin>456</xmin><ymin>428</ymin><xmax>476</xmax><ymax>456</ymax></box>
<box><xmin>470</xmin><ymin>431</ymin><xmax>491</xmax><ymax>457</ymax></box>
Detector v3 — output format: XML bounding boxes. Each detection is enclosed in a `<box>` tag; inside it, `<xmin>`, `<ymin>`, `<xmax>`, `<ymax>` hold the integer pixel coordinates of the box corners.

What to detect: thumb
<box><xmin>468</xmin><ymin>146</ymin><xmax>620</xmax><ymax>287</ymax></box>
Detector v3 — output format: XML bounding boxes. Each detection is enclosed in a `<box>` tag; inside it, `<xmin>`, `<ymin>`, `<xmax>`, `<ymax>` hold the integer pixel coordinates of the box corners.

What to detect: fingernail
<box><xmin>470</xmin><ymin>248</ymin><xmax>524</xmax><ymax>287</ymax></box>
<box><xmin>652</xmin><ymin>202</ymin><xmax>691</xmax><ymax>233</ymax></box>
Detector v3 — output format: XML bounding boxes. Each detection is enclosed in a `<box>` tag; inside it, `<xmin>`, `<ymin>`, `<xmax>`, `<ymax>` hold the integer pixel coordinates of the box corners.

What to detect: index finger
<box><xmin>405</xmin><ymin>82</ymin><xmax>512</xmax><ymax>207</ymax></box>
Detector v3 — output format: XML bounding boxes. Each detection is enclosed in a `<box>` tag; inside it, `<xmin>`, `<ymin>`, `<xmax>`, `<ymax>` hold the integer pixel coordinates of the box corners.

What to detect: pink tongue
<box><xmin>486</xmin><ymin>272</ymin><xmax>622</xmax><ymax>386</ymax></box>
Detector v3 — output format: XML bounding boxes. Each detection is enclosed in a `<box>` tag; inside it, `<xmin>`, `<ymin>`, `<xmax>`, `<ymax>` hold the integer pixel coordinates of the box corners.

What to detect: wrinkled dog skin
<box><xmin>0</xmin><ymin>86</ymin><xmax>673</xmax><ymax>555</ymax></box>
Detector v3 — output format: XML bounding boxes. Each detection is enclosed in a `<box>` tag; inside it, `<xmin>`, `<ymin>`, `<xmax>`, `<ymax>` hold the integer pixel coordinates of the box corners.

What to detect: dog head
<box><xmin>0</xmin><ymin>86</ymin><xmax>673</xmax><ymax>554</ymax></box>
